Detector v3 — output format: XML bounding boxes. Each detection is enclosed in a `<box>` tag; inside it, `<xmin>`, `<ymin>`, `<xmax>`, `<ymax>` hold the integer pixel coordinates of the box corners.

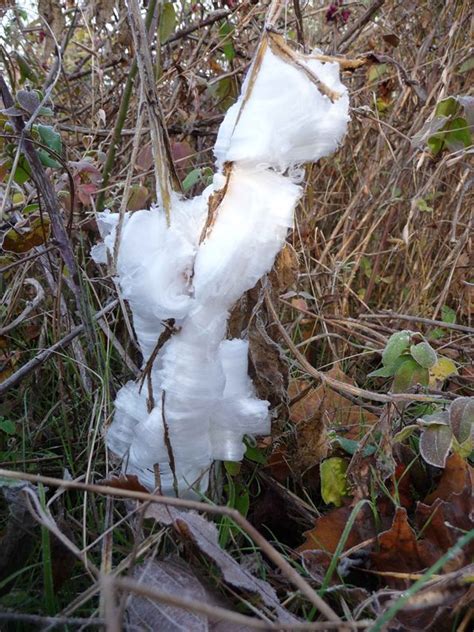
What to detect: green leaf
<box><xmin>334</xmin><ymin>436</ymin><xmax>376</xmax><ymax>457</ymax></box>
<box><xmin>368</xmin><ymin>364</ymin><xmax>398</xmax><ymax>378</ymax></box>
<box><xmin>419</xmin><ymin>424</ymin><xmax>452</xmax><ymax>468</ymax></box>
<box><xmin>393</xmin><ymin>424</ymin><xmax>419</xmax><ymax>443</ymax></box>
<box><xmin>449</xmin><ymin>397</ymin><xmax>474</xmax><ymax>444</ymax></box>
<box><xmin>13</xmin><ymin>155</ymin><xmax>31</xmax><ymax>184</ymax></box>
<box><xmin>36</xmin><ymin>125</ymin><xmax>61</xmax><ymax>153</ymax></box>
<box><xmin>126</xmin><ymin>184</ymin><xmax>149</xmax><ymax>211</ymax></box>
<box><xmin>159</xmin><ymin>2</ymin><xmax>176</xmax><ymax>43</ymax></box>
<box><xmin>244</xmin><ymin>444</ymin><xmax>267</xmax><ymax>464</ymax></box>
<box><xmin>382</xmin><ymin>330</ymin><xmax>412</xmax><ymax>368</ymax></box>
<box><xmin>444</xmin><ymin>116</ymin><xmax>472</xmax><ymax>151</ymax></box>
<box><xmin>182</xmin><ymin>167</ymin><xmax>202</xmax><ymax>191</ymax></box>
<box><xmin>392</xmin><ymin>357</ymin><xmax>429</xmax><ymax>393</ymax></box>
<box><xmin>368</xmin><ymin>63</ymin><xmax>388</xmax><ymax>83</ymax></box>
<box><xmin>35</xmin><ymin>125</ymin><xmax>62</xmax><ymax>168</ymax></box>
<box><xmin>14</xmin><ymin>52</ymin><xmax>37</xmax><ymax>83</ymax></box>
<box><xmin>0</xmin><ymin>418</ymin><xmax>15</xmax><ymax>435</ymax></box>
<box><xmin>224</xmin><ymin>461</ymin><xmax>241</xmax><ymax>476</ymax></box>
<box><xmin>415</xmin><ymin>198</ymin><xmax>433</xmax><ymax>213</ymax></box>
<box><xmin>441</xmin><ymin>305</ymin><xmax>456</xmax><ymax>324</ymax></box>
<box><xmin>459</xmin><ymin>57</ymin><xmax>474</xmax><ymax>74</ymax></box>
<box><xmin>16</xmin><ymin>89</ymin><xmax>40</xmax><ymax>115</ymax></box>
<box><xmin>434</xmin><ymin>96</ymin><xmax>459</xmax><ymax>118</ymax></box>
<box><xmin>320</xmin><ymin>457</ymin><xmax>349</xmax><ymax>507</ymax></box>
<box><xmin>37</xmin><ymin>149</ymin><xmax>61</xmax><ymax>169</ymax></box>
<box><xmin>219</xmin><ymin>22</ymin><xmax>236</xmax><ymax>61</ymax></box>
<box><xmin>410</xmin><ymin>341</ymin><xmax>437</xmax><ymax>368</ymax></box>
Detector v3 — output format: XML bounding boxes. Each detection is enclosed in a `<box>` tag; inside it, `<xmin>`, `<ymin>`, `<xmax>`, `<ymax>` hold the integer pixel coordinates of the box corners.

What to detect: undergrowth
<box><xmin>0</xmin><ymin>0</ymin><xmax>472</xmax><ymax>630</ymax></box>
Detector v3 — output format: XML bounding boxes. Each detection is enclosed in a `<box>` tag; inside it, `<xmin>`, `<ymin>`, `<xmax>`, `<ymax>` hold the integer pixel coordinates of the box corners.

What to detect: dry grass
<box><xmin>0</xmin><ymin>0</ymin><xmax>472</xmax><ymax>629</ymax></box>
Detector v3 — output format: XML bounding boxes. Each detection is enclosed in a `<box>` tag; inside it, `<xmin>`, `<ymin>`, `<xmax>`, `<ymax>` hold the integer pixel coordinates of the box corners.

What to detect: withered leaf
<box><xmin>145</xmin><ymin>505</ymin><xmax>298</xmax><ymax>623</ymax></box>
<box><xmin>2</xmin><ymin>217</ymin><xmax>51</xmax><ymax>254</ymax></box>
<box><xmin>371</xmin><ymin>508</ymin><xmax>438</xmax><ymax>589</ymax></box>
<box><xmin>0</xmin><ymin>481</ymin><xmax>39</xmax><ymax>594</ymax></box>
<box><xmin>100</xmin><ymin>474</ymin><xmax>149</xmax><ymax>494</ymax></box>
<box><xmin>128</xmin><ymin>558</ymin><xmax>253</xmax><ymax>631</ymax></box>
<box><xmin>424</xmin><ymin>452</ymin><xmax>473</xmax><ymax>504</ymax></box>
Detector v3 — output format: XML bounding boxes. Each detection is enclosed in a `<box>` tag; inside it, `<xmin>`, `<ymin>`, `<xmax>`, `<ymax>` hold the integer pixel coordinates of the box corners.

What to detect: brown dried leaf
<box><xmin>0</xmin><ymin>481</ymin><xmax>39</xmax><ymax>593</ymax></box>
<box><xmin>371</xmin><ymin>508</ymin><xmax>438</xmax><ymax>589</ymax></box>
<box><xmin>248</xmin><ymin>313</ymin><xmax>288</xmax><ymax>407</ymax></box>
<box><xmin>100</xmin><ymin>474</ymin><xmax>149</xmax><ymax>494</ymax></box>
<box><xmin>126</xmin><ymin>184</ymin><xmax>150</xmax><ymax>211</ymax></box>
<box><xmin>2</xmin><ymin>217</ymin><xmax>51</xmax><ymax>254</ymax></box>
<box><xmin>289</xmin><ymin>367</ymin><xmax>377</xmax><ymax>438</ymax></box>
<box><xmin>145</xmin><ymin>505</ymin><xmax>298</xmax><ymax>623</ymax></box>
<box><xmin>170</xmin><ymin>141</ymin><xmax>193</xmax><ymax>179</ymax></box>
<box><xmin>424</xmin><ymin>452</ymin><xmax>474</xmax><ymax>504</ymax></box>
<box><xmin>270</xmin><ymin>243</ymin><xmax>299</xmax><ymax>292</ymax></box>
<box><xmin>298</xmin><ymin>506</ymin><xmax>359</xmax><ymax>554</ymax></box>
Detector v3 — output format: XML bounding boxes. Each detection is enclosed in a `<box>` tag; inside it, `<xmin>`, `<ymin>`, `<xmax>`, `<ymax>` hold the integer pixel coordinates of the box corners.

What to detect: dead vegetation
<box><xmin>0</xmin><ymin>0</ymin><xmax>472</xmax><ymax>630</ymax></box>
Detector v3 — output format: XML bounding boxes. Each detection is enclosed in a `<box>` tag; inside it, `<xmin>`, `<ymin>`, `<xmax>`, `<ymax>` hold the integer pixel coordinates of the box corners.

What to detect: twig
<box><xmin>264</xmin><ymin>290</ymin><xmax>447</xmax><ymax>404</ymax></box>
<box><xmin>360</xmin><ymin>312</ymin><xmax>474</xmax><ymax>335</ymax></box>
<box><xmin>0</xmin><ymin>300</ymin><xmax>118</xmax><ymax>396</ymax></box>
<box><xmin>0</xmin><ymin>76</ymin><xmax>92</xmax><ymax>342</ymax></box>
<box><xmin>126</xmin><ymin>0</ymin><xmax>177</xmax><ymax>221</ymax></box>
<box><xmin>0</xmin><ymin>278</ymin><xmax>44</xmax><ymax>335</ymax></box>
<box><xmin>110</xmin><ymin>574</ymin><xmax>365</xmax><ymax>630</ymax></box>
<box><xmin>0</xmin><ymin>468</ymin><xmax>342</xmax><ymax>624</ymax></box>
<box><xmin>0</xmin><ymin>613</ymin><xmax>104</xmax><ymax>628</ymax></box>
<box><xmin>166</xmin><ymin>8</ymin><xmax>233</xmax><ymax>44</ymax></box>
<box><xmin>337</xmin><ymin>0</ymin><xmax>386</xmax><ymax>53</ymax></box>
<box><xmin>96</xmin><ymin>0</ymin><xmax>158</xmax><ymax>211</ymax></box>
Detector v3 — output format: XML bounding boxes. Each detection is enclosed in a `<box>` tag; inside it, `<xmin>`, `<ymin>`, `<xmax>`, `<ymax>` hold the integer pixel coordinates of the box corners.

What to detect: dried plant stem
<box><xmin>0</xmin><ymin>300</ymin><xmax>118</xmax><ymax>396</ymax></box>
<box><xmin>108</xmin><ymin>574</ymin><xmax>364</xmax><ymax>630</ymax></box>
<box><xmin>0</xmin><ymin>468</ymin><xmax>342</xmax><ymax>624</ymax></box>
<box><xmin>126</xmin><ymin>0</ymin><xmax>176</xmax><ymax>222</ymax></box>
<box><xmin>96</xmin><ymin>0</ymin><xmax>158</xmax><ymax>212</ymax></box>
<box><xmin>0</xmin><ymin>77</ymin><xmax>93</xmax><ymax>341</ymax></box>
<box><xmin>264</xmin><ymin>290</ymin><xmax>446</xmax><ymax>405</ymax></box>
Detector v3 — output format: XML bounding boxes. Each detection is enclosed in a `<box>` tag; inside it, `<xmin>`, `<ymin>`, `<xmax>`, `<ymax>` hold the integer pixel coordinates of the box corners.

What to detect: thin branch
<box><xmin>0</xmin><ymin>468</ymin><xmax>341</xmax><ymax>624</ymax></box>
<box><xmin>0</xmin><ymin>76</ymin><xmax>93</xmax><ymax>343</ymax></box>
<box><xmin>0</xmin><ymin>300</ymin><xmax>118</xmax><ymax>396</ymax></box>
<box><xmin>337</xmin><ymin>0</ymin><xmax>386</xmax><ymax>53</ymax></box>
<box><xmin>0</xmin><ymin>278</ymin><xmax>45</xmax><ymax>335</ymax></box>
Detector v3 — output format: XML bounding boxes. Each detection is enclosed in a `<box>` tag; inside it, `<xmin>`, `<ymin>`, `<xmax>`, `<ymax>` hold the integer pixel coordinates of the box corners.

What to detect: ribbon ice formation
<box><xmin>93</xmin><ymin>44</ymin><xmax>350</xmax><ymax>496</ymax></box>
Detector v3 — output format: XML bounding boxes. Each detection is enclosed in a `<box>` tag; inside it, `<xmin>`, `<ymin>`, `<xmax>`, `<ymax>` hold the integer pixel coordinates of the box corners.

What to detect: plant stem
<box><xmin>96</xmin><ymin>0</ymin><xmax>158</xmax><ymax>211</ymax></box>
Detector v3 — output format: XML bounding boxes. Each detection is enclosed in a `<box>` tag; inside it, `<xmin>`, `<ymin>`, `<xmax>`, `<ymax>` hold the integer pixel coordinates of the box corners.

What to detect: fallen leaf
<box><xmin>270</xmin><ymin>243</ymin><xmax>299</xmax><ymax>292</ymax></box>
<box><xmin>100</xmin><ymin>474</ymin><xmax>149</xmax><ymax>494</ymax></box>
<box><xmin>415</xmin><ymin>497</ymin><xmax>474</xmax><ymax>572</ymax></box>
<box><xmin>289</xmin><ymin>367</ymin><xmax>377</xmax><ymax>440</ymax></box>
<box><xmin>320</xmin><ymin>457</ymin><xmax>349</xmax><ymax>507</ymax></box>
<box><xmin>126</xmin><ymin>184</ymin><xmax>149</xmax><ymax>211</ymax></box>
<box><xmin>424</xmin><ymin>452</ymin><xmax>473</xmax><ymax>503</ymax></box>
<box><xmin>248</xmin><ymin>313</ymin><xmax>288</xmax><ymax>407</ymax></box>
<box><xmin>145</xmin><ymin>505</ymin><xmax>298</xmax><ymax>623</ymax></box>
<box><xmin>170</xmin><ymin>141</ymin><xmax>193</xmax><ymax>179</ymax></box>
<box><xmin>0</xmin><ymin>480</ymin><xmax>39</xmax><ymax>594</ymax></box>
<box><xmin>2</xmin><ymin>217</ymin><xmax>51</xmax><ymax>254</ymax></box>
<box><xmin>298</xmin><ymin>506</ymin><xmax>360</xmax><ymax>554</ymax></box>
<box><xmin>127</xmin><ymin>557</ymin><xmax>251</xmax><ymax>631</ymax></box>
<box><xmin>371</xmin><ymin>508</ymin><xmax>438</xmax><ymax>589</ymax></box>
